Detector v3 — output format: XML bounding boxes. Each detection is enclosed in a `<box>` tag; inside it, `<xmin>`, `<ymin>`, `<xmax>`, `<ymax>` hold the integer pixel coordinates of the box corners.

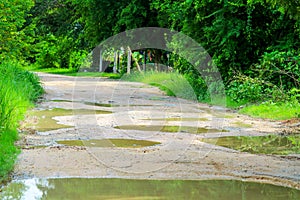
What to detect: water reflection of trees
<box><xmin>0</xmin><ymin>179</ymin><xmax>51</xmax><ymax>200</ymax></box>
<box><xmin>202</xmin><ymin>135</ymin><xmax>300</xmax><ymax>155</ymax></box>
<box><xmin>2</xmin><ymin>178</ymin><xmax>298</xmax><ymax>199</ymax></box>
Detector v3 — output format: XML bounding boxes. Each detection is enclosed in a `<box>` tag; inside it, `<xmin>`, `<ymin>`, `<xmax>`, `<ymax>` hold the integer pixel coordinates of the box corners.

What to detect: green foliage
<box><xmin>227</xmin><ymin>77</ymin><xmax>264</xmax><ymax>103</ymax></box>
<box><xmin>0</xmin><ymin>0</ymin><xmax>34</xmax><ymax>60</ymax></box>
<box><xmin>226</xmin><ymin>73</ymin><xmax>284</xmax><ymax>103</ymax></box>
<box><xmin>266</xmin><ymin>0</ymin><xmax>300</xmax><ymax>20</ymax></box>
<box><xmin>254</xmin><ymin>50</ymin><xmax>300</xmax><ymax>91</ymax></box>
<box><xmin>289</xmin><ymin>88</ymin><xmax>300</xmax><ymax>102</ymax></box>
<box><xmin>227</xmin><ymin>48</ymin><xmax>300</xmax><ymax>104</ymax></box>
<box><xmin>33</xmin><ymin>34</ymin><xmax>88</xmax><ymax>69</ymax></box>
<box><xmin>153</xmin><ymin>0</ymin><xmax>299</xmax><ymax>83</ymax></box>
<box><xmin>0</xmin><ymin>60</ymin><xmax>43</xmax><ymax>184</ymax></box>
<box><xmin>26</xmin><ymin>0</ymin><xmax>88</xmax><ymax>69</ymax></box>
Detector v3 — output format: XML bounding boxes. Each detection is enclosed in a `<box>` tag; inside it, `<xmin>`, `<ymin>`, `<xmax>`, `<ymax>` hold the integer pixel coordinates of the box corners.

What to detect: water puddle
<box><xmin>214</xmin><ymin>114</ymin><xmax>235</xmax><ymax>119</ymax></box>
<box><xmin>51</xmin><ymin>99</ymin><xmax>73</xmax><ymax>103</ymax></box>
<box><xmin>148</xmin><ymin>96</ymin><xmax>169</xmax><ymax>101</ymax></box>
<box><xmin>0</xmin><ymin>178</ymin><xmax>299</xmax><ymax>200</ymax></box>
<box><xmin>21</xmin><ymin>145</ymin><xmax>48</xmax><ymax>150</ymax></box>
<box><xmin>57</xmin><ymin>139</ymin><xmax>160</xmax><ymax>148</ymax></box>
<box><xmin>52</xmin><ymin>99</ymin><xmax>117</xmax><ymax>107</ymax></box>
<box><xmin>84</xmin><ymin>102</ymin><xmax>117</xmax><ymax>107</ymax></box>
<box><xmin>200</xmin><ymin>135</ymin><xmax>300</xmax><ymax>155</ymax></box>
<box><xmin>115</xmin><ymin>125</ymin><xmax>227</xmax><ymax>134</ymax></box>
<box><xmin>51</xmin><ymin>99</ymin><xmax>155</xmax><ymax>107</ymax></box>
<box><xmin>231</xmin><ymin>122</ymin><xmax>252</xmax><ymax>128</ymax></box>
<box><xmin>143</xmin><ymin>117</ymin><xmax>208</xmax><ymax>121</ymax></box>
<box><xmin>29</xmin><ymin>108</ymin><xmax>112</xmax><ymax>132</ymax></box>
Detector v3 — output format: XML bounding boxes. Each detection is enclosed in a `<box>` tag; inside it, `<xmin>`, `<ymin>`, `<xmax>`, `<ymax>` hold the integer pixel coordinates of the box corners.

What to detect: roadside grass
<box><xmin>0</xmin><ymin>130</ymin><xmax>19</xmax><ymax>183</ymax></box>
<box><xmin>123</xmin><ymin>71</ymin><xmax>198</xmax><ymax>101</ymax></box>
<box><xmin>123</xmin><ymin>71</ymin><xmax>250</xmax><ymax>108</ymax></box>
<box><xmin>202</xmin><ymin>96</ymin><xmax>248</xmax><ymax>108</ymax></box>
<box><xmin>25</xmin><ymin>65</ymin><xmax>75</xmax><ymax>74</ymax></box>
<box><xmin>239</xmin><ymin>101</ymin><xmax>300</xmax><ymax>120</ymax></box>
<box><xmin>25</xmin><ymin>66</ymin><xmax>121</xmax><ymax>79</ymax></box>
<box><xmin>0</xmin><ymin>61</ymin><xmax>44</xmax><ymax>184</ymax></box>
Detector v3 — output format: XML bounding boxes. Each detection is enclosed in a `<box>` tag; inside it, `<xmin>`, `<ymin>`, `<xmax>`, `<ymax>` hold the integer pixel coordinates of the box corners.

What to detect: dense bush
<box><xmin>227</xmin><ymin>48</ymin><xmax>300</xmax><ymax>104</ymax></box>
<box><xmin>254</xmin><ymin>50</ymin><xmax>300</xmax><ymax>91</ymax></box>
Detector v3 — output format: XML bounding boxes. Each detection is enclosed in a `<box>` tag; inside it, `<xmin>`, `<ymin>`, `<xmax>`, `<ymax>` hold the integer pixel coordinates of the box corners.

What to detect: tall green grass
<box><xmin>0</xmin><ymin>61</ymin><xmax>43</xmax><ymax>184</ymax></box>
<box><xmin>123</xmin><ymin>71</ymin><xmax>198</xmax><ymax>101</ymax></box>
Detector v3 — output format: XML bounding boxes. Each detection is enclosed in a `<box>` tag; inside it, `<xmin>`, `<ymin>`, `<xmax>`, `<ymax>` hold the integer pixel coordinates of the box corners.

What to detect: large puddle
<box><xmin>200</xmin><ymin>135</ymin><xmax>300</xmax><ymax>155</ymax></box>
<box><xmin>57</xmin><ymin>139</ymin><xmax>161</xmax><ymax>148</ymax></box>
<box><xmin>29</xmin><ymin>108</ymin><xmax>112</xmax><ymax>132</ymax></box>
<box><xmin>115</xmin><ymin>125</ymin><xmax>227</xmax><ymax>134</ymax></box>
<box><xmin>0</xmin><ymin>178</ymin><xmax>299</xmax><ymax>200</ymax></box>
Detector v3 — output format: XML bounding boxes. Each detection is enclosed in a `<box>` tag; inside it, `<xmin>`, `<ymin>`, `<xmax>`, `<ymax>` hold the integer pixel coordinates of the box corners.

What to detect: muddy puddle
<box><xmin>52</xmin><ymin>100</ymin><xmax>117</xmax><ymax>107</ymax></box>
<box><xmin>231</xmin><ymin>121</ymin><xmax>253</xmax><ymax>128</ymax></box>
<box><xmin>51</xmin><ymin>99</ymin><xmax>155</xmax><ymax>107</ymax></box>
<box><xmin>143</xmin><ymin>117</ymin><xmax>209</xmax><ymax>121</ymax></box>
<box><xmin>115</xmin><ymin>125</ymin><xmax>227</xmax><ymax>134</ymax></box>
<box><xmin>57</xmin><ymin>139</ymin><xmax>160</xmax><ymax>148</ymax></box>
<box><xmin>200</xmin><ymin>135</ymin><xmax>300</xmax><ymax>155</ymax></box>
<box><xmin>29</xmin><ymin>108</ymin><xmax>111</xmax><ymax>132</ymax></box>
<box><xmin>1</xmin><ymin>178</ymin><xmax>299</xmax><ymax>200</ymax></box>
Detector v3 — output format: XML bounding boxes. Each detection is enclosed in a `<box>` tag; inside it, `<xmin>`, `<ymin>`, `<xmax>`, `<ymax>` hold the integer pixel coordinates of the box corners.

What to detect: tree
<box><xmin>0</xmin><ymin>0</ymin><xmax>34</xmax><ymax>61</ymax></box>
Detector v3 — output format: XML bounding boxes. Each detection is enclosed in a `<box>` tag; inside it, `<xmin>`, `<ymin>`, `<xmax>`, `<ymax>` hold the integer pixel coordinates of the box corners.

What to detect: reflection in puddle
<box><xmin>52</xmin><ymin>100</ymin><xmax>118</xmax><ymax>107</ymax></box>
<box><xmin>1</xmin><ymin>178</ymin><xmax>299</xmax><ymax>200</ymax></box>
<box><xmin>51</xmin><ymin>99</ymin><xmax>156</xmax><ymax>107</ymax></box>
<box><xmin>29</xmin><ymin>108</ymin><xmax>112</xmax><ymax>132</ymax></box>
<box><xmin>84</xmin><ymin>102</ymin><xmax>117</xmax><ymax>107</ymax></box>
<box><xmin>51</xmin><ymin>99</ymin><xmax>73</xmax><ymax>103</ymax></box>
<box><xmin>200</xmin><ymin>135</ymin><xmax>300</xmax><ymax>155</ymax></box>
<box><xmin>57</xmin><ymin>139</ymin><xmax>161</xmax><ymax>148</ymax></box>
<box><xmin>115</xmin><ymin>125</ymin><xmax>227</xmax><ymax>134</ymax></box>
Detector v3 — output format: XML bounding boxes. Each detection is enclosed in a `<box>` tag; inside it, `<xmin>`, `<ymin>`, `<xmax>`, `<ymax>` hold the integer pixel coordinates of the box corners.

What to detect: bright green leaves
<box><xmin>116</xmin><ymin>0</ymin><xmax>149</xmax><ymax>31</ymax></box>
<box><xmin>266</xmin><ymin>0</ymin><xmax>300</xmax><ymax>20</ymax></box>
<box><xmin>0</xmin><ymin>0</ymin><xmax>34</xmax><ymax>60</ymax></box>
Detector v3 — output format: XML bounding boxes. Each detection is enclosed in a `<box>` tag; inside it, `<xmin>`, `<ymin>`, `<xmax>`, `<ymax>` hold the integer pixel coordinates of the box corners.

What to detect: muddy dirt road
<box><xmin>14</xmin><ymin>73</ymin><xmax>300</xmax><ymax>189</ymax></box>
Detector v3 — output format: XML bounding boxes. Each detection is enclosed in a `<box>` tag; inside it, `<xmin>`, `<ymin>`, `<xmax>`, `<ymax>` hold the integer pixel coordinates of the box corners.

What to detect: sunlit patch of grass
<box><xmin>239</xmin><ymin>101</ymin><xmax>300</xmax><ymax>120</ymax></box>
<box><xmin>25</xmin><ymin>66</ymin><xmax>121</xmax><ymax>79</ymax></box>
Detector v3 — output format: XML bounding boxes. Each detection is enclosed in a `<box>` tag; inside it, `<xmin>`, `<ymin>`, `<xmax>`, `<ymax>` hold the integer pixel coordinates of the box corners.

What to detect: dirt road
<box><xmin>13</xmin><ymin>73</ymin><xmax>300</xmax><ymax>189</ymax></box>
